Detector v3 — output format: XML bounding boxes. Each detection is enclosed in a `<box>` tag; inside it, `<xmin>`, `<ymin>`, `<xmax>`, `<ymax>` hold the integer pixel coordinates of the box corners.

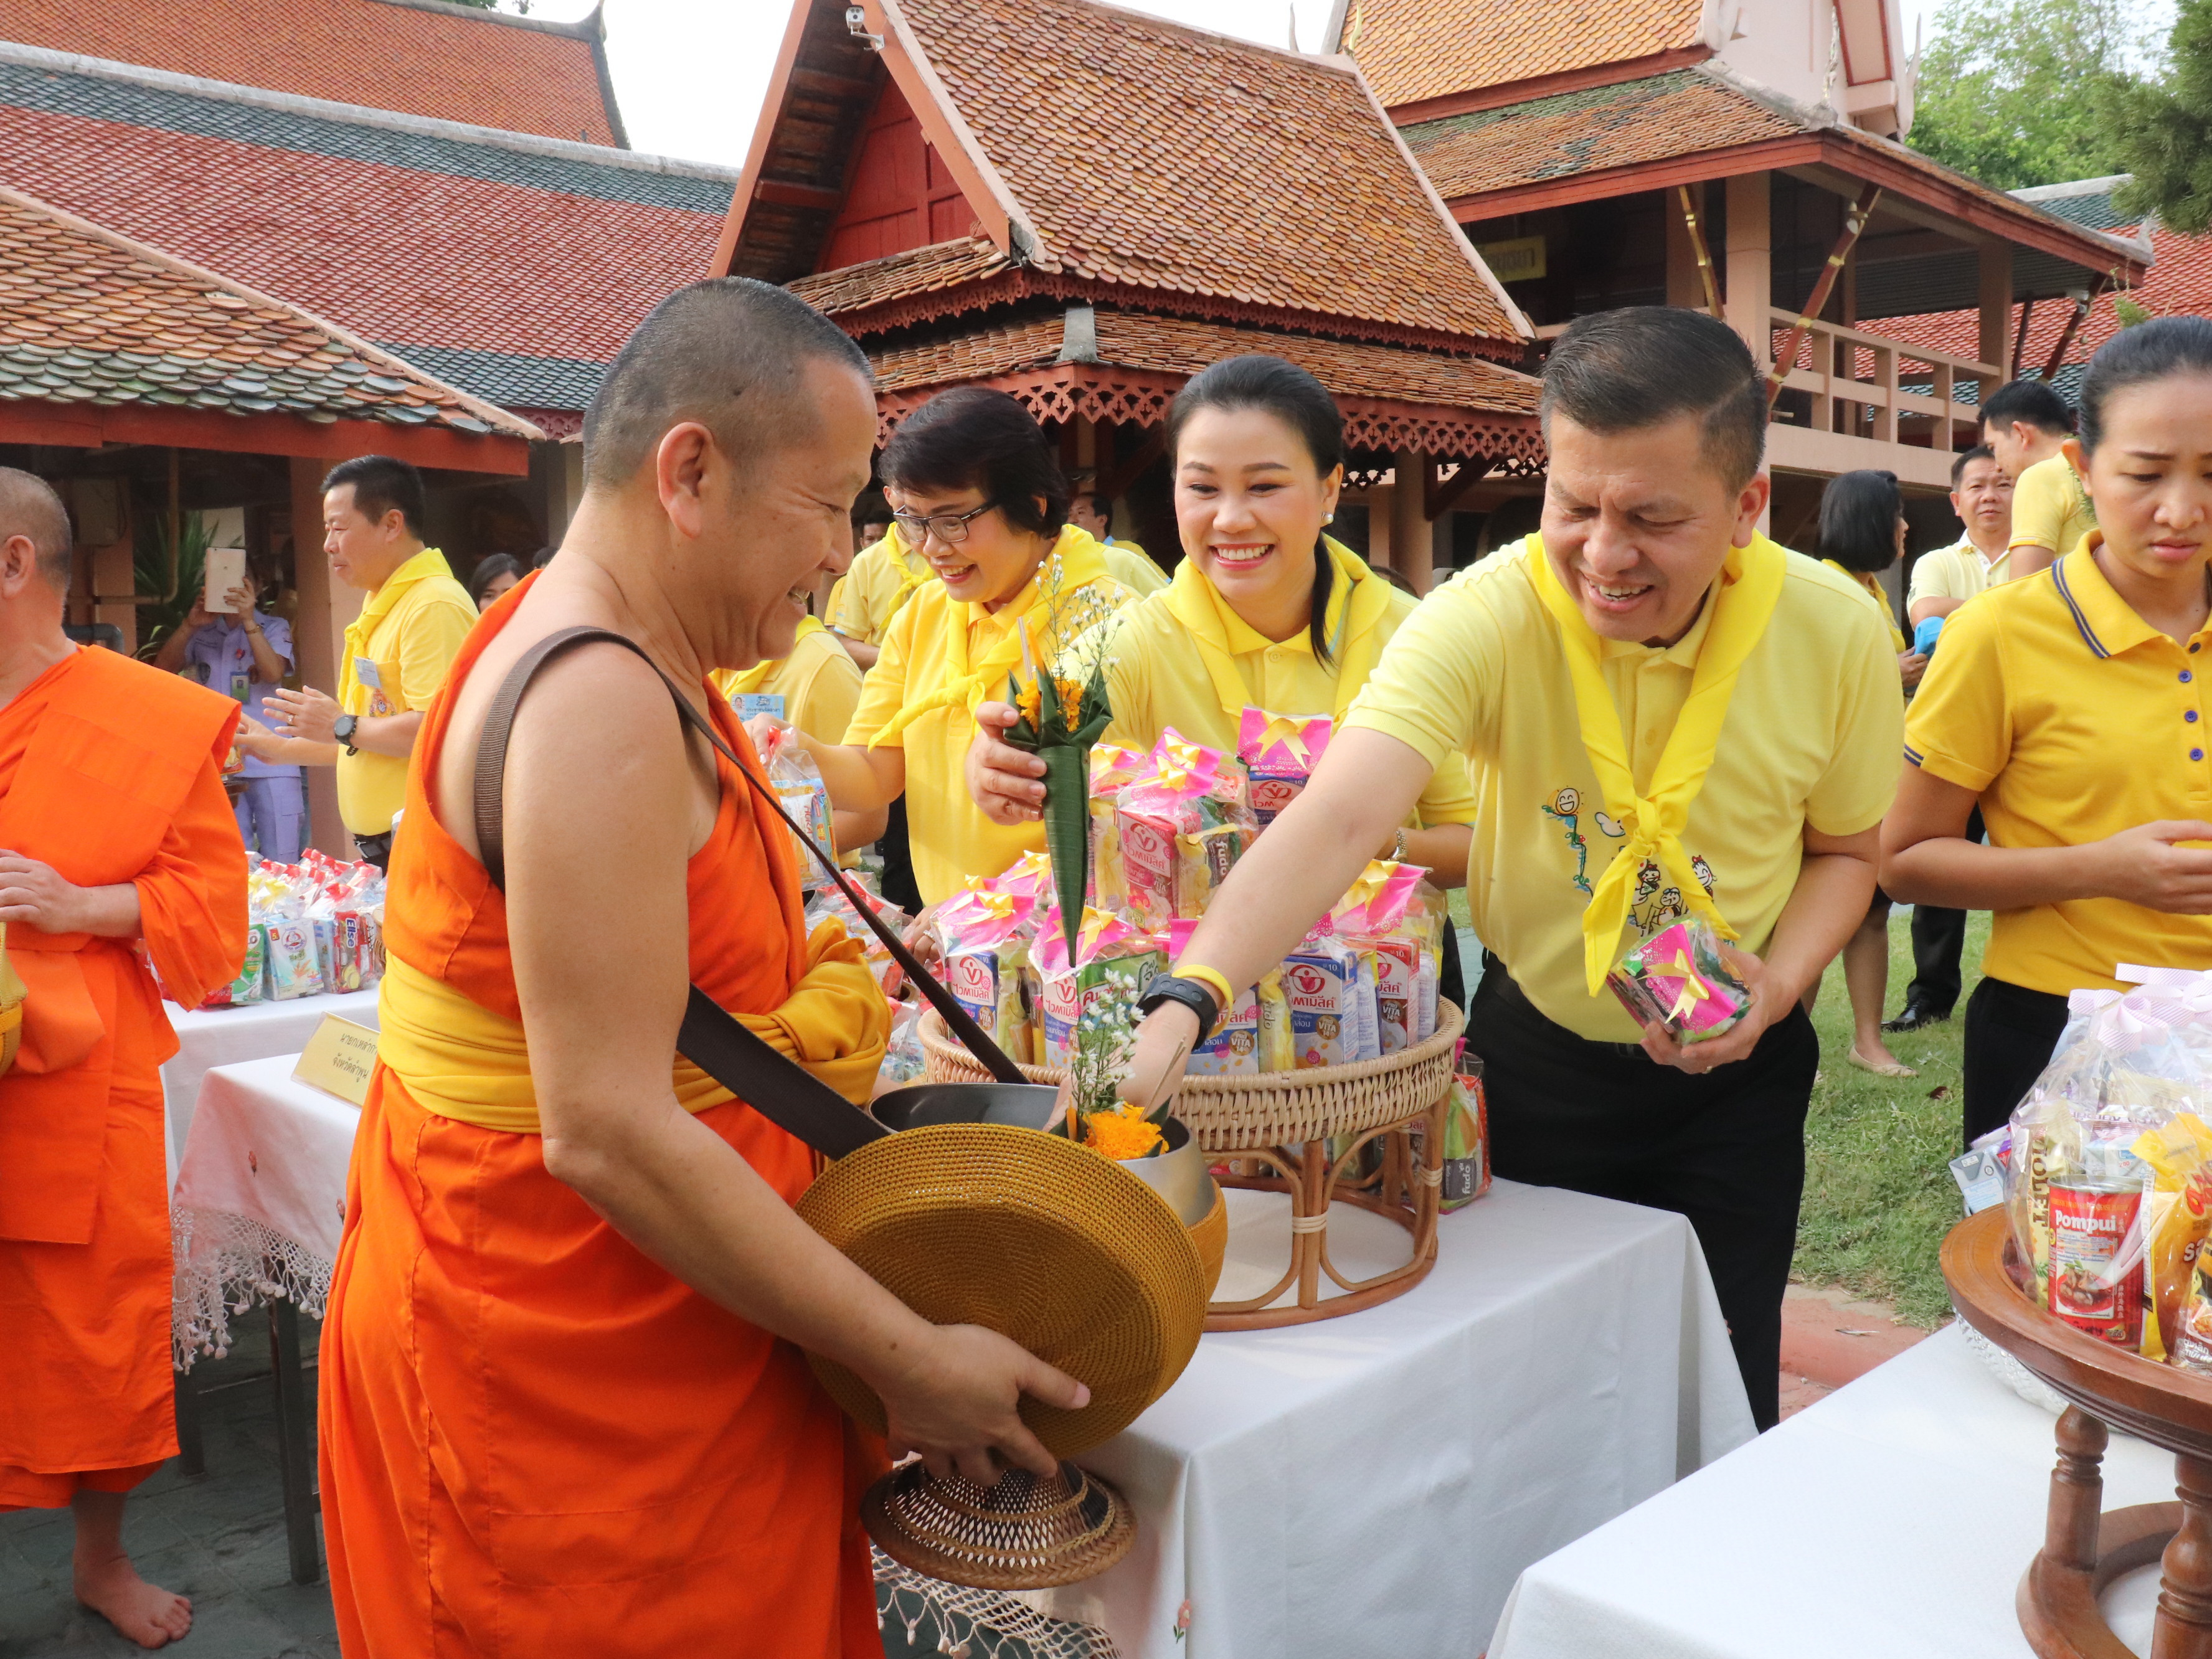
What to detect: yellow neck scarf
<box><xmin>1163</xmin><ymin>536</ymin><xmax>1391</xmax><ymax>727</ymax></box>
<box><xmin>869</xmin><ymin>526</ymin><xmax>1112</xmax><ymax>746</ymax></box>
<box><xmin>1524</xmin><ymin>532</ymin><xmax>1787</xmax><ymax>995</ymax></box>
<box><xmin>722</xmin><ymin>615</ymin><xmax>826</xmax><ymax>697</ymax></box>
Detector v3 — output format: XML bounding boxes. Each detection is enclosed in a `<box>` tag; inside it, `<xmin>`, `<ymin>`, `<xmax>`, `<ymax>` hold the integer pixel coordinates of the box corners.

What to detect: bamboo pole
<box><xmin>1765</xmin><ymin>184</ymin><xmax>1882</xmax><ymax>410</ymax></box>
<box><xmin>1675</xmin><ymin>185</ymin><xmax>1724</xmax><ymax>321</ymax></box>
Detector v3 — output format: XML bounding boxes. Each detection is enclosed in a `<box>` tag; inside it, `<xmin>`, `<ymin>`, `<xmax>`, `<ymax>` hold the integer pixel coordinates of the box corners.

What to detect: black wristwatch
<box><xmin>1138</xmin><ymin>975</ymin><xmax>1221</xmax><ymax>1045</ymax></box>
<box><xmin>333</xmin><ymin>714</ymin><xmax>360</xmax><ymax>755</ymax></box>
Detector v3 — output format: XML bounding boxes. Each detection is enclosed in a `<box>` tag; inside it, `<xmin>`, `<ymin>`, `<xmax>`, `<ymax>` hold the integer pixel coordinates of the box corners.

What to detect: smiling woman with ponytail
<box><xmin>965</xmin><ymin>354</ymin><xmax>1477</xmax><ymax>892</ymax></box>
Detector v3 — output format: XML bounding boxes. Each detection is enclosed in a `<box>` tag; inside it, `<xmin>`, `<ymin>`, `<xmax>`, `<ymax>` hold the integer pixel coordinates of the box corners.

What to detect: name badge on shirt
<box><xmin>735</xmin><ymin>692</ymin><xmax>786</xmax><ymax>721</ymax></box>
<box><xmin>229</xmin><ymin>672</ymin><xmax>251</xmax><ymax>704</ymax></box>
<box><xmin>353</xmin><ymin>656</ymin><xmax>384</xmax><ymax>691</ymax></box>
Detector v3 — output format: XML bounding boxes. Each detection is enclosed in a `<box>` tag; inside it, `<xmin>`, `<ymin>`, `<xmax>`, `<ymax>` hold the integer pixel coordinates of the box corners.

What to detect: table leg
<box><xmin>267</xmin><ymin>1298</ymin><xmax>322</xmax><ymax>1587</ymax></box>
<box><xmin>2155</xmin><ymin>1453</ymin><xmax>2212</xmax><ymax>1659</ymax></box>
<box><xmin>173</xmin><ymin>1368</ymin><xmax>206</xmax><ymax>1480</ymax></box>
<box><xmin>2049</xmin><ymin>1406</ymin><xmax>2109</xmax><ymax>1572</ymax></box>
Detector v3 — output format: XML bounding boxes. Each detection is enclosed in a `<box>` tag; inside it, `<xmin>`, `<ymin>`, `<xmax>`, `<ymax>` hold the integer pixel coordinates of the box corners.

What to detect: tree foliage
<box><xmin>2110</xmin><ymin>0</ymin><xmax>2212</xmax><ymax>231</ymax></box>
<box><xmin>1908</xmin><ymin>0</ymin><xmax>2159</xmax><ymax>189</ymax></box>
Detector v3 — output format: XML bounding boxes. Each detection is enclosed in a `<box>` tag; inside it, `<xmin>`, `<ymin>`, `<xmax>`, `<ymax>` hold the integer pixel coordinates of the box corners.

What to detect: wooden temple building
<box><xmin>727</xmin><ymin>0</ymin><xmax>2150</xmax><ymax>573</ymax></box>
<box><xmin>722</xmin><ymin>0</ymin><xmax>1543</xmax><ymax>590</ymax></box>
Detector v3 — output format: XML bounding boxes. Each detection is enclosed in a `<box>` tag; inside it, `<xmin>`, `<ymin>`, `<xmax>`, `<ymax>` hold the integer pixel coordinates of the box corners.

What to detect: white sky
<box><xmin>521</xmin><ymin>0</ymin><xmax>1353</xmax><ymax>166</ymax></box>
<box><xmin>516</xmin><ymin>0</ymin><xmax>2127</xmax><ymax>170</ymax></box>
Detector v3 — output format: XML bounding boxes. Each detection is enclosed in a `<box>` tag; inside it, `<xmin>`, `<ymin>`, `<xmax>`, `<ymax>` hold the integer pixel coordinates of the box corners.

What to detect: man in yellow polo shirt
<box><xmin>243</xmin><ymin>456</ymin><xmax>475</xmax><ymax>869</ymax></box>
<box><xmin>1124</xmin><ymin>309</ymin><xmax>1902</xmax><ymax>1430</ymax></box>
<box><xmin>824</xmin><ymin>522</ymin><xmax>931</xmax><ymax>671</ymax></box>
<box><xmin>1982</xmin><ymin>379</ymin><xmax>2094</xmax><ymax>581</ymax></box>
<box><xmin>1888</xmin><ymin>444</ymin><xmax>2015</xmax><ymax>1036</ymax></box>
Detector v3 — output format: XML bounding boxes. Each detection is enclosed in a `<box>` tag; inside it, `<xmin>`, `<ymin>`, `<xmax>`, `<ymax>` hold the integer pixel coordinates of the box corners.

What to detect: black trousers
<box><xmin>1468</xmin><ymin>963</ymin><xmax>1818</xmax><ymax>1432</ymax></box>
<box><xmin>1901</xmin><ymin>807</ymin><xmax>1985</xmax><ymax>1018</ymax></box>
<box><xmin>1962</xmin><ymin>975</ymin><xmax>2070</xmax><ymax>1148</ymax></box>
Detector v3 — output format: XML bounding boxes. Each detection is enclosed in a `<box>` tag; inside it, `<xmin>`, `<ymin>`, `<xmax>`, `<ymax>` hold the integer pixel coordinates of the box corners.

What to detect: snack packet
<box><xmin>1033</xmin><ymin>907</ymin><xmax>1164</xmax><ymax>1071</ymax></box>
<box><xmin>1605</xmin><ymin>916</ymin><xmax>1750</xmax><ymax>1043</ymax></box>
<box><xmin>1115</xmin><ymin>731</ymin><xmax>1257</xmax><ymax>930</ymax></box>
<box><xmin>1256</xmin><ymin>968</ymin><xmax>1295</xmax><ymax>1072</ymax></box>
<box><xmin>1330</xmin><ymin>861</ymin><xmax>1441</xmax><ymax>1053</ymax></box>
<box><xmin>1085</xmin><ymin>744</ymin><xmax>1150</xmax><ymax>917</ymax></box>
<box><xmin>935</xmin><ymin>886</ymin><xmax>1040</xmax><ymax>1066</ymax></box>
<box><xmin>1237</xmin><ymin>707</ymin><xmax>1330</xmax><ymax>828</ymax></box>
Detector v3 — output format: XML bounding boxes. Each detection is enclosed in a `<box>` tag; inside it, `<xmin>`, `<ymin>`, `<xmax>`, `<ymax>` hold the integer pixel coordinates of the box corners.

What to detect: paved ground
<box><xmin>1777</xmin><ymin>1281</ymin><xmax>1932</xmax><ymax>1419</ymax></box>
<box><xmin>0</xmin><ymin>1315</ymin><xmax>337</xmax><ymax>1659</ymax></box>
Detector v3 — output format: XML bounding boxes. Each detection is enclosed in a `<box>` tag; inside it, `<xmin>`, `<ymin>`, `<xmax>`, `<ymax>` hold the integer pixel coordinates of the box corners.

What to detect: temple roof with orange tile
<box><xmin>728</xmin><ymin>0</ymin><xmax>1528</xmax><ymax>355</ymax></box>
<box><xmin>0</xmin><ymin>0</ymin><xmax>625</xmax><ymax>145</ymax></box>
<box><xmin>0</xmin><ymin>183</ymin><xmax>536</xmax><ymax>448</ymax></box>
<box><xmin>1335</xmin><ymin>0</ymin><xmax>1708</xmax><ymax>112</ymax></box>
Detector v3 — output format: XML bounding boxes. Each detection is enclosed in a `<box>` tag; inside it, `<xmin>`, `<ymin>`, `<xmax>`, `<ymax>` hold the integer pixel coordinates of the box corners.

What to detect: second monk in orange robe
<box><xmin>0</xmin><ymin>468</ymin><xmax>246</xmax><ymax>1648</ymax></box>
<box><xmin>319</xmin><ymin>279</ymin><xmax>1089</xmax><ymax>1658</ymax></box>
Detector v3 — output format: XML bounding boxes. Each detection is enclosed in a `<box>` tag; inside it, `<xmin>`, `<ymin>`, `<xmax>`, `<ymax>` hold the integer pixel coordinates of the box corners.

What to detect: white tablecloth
<box><xmin>170</xmin><ymin>1052</ymin><xmax>361</xmax><ymax>1364</ymax></box>
<box><xmin>166</xmin><ymin>1054</ymin><xmax>1752</xmax><ymax>1656</ymax></box>
<box><xmin>1488</xmin><ymin>1322</ymin><xmax>2182</xmax><ymax>1659</ymax></box>
<box><xmin>985</xmin><ymin>1179</ymin><xmax>1753</xmax><ymax>1658</ymax></box>
<box><xmin>159</xmin><ymin>990</ymin><xmax>379</xmax><ymax>1189</ymax></box>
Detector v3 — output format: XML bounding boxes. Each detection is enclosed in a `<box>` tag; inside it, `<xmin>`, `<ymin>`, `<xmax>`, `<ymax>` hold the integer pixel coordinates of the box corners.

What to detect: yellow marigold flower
<box><xmin>1082</xmin><ymin>1105</ymin><xmax>1164</xmax><ymax>1160</ymax></box>
<box><xmin>1014</xmin><ymin>677</ymin><xmax>1042</xmax><ymax>731</ymax></box>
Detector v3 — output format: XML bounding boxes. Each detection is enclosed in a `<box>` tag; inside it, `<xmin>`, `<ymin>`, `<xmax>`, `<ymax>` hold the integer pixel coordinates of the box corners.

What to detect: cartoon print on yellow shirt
<box><xmin>1545</xmin><ymin>784</ymin><xmax>1718</xmax><ymax>937</ymax></box>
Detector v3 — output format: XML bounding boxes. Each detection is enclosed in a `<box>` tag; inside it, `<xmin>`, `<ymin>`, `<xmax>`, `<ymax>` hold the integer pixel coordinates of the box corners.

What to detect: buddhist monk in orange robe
<box><xmin>319</xmin><ymin>279</ymin><xmax>1086</xmax><ymax>1658</ymax></box>
<box><xmin>0</xmin><ymin>468</ymin><xmax>247</xmax><ymax>1648</ymax></box>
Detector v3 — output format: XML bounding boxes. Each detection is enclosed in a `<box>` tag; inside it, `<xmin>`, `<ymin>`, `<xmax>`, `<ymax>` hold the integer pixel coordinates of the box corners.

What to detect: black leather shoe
<box><xmin>1883</xmin><ymin>1000</ymin><xmax>1950</xmax><ymax>1033</ymax></box>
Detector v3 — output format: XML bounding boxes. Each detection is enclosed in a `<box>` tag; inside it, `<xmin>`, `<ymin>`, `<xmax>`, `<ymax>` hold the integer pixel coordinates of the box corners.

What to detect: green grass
<box><xmin>1795</xmin><ymin>910</ymin><xmax>1987</xmax><ymax>1327</ymax></box>
<box><xmin>1449</xmin><ymin>889</ymin><xmax>1980</xmax><ymax>1327</ymax></box>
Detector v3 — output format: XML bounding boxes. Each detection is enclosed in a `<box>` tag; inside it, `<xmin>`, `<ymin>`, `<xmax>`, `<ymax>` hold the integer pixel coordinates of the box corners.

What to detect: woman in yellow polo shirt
<box><xmin>797</xmin><ymin>387</ymin><xmax>1137</xmax><ymax>907</ymax></box>
<box><xmin>1812</xmin><ymin>468</ymin><xmax>1926</xmax><ymax>1079</ymax></box>
<box><xmin>965</xmin><ymin>355</ymin><xmax>1477</xmax><ymax>987</ymax></box>
<box><xmin>1886</xmin><ymin>316</ymin><xmax>2212</xmax><ymax>1145</ymax></box>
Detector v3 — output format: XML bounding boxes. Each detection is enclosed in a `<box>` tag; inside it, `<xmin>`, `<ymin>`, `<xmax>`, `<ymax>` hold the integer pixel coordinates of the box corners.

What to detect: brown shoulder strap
<box><xmin>468</xmin><ymin>626</ymin><xmax>1028</xmax><ymax>1102</ymax></box>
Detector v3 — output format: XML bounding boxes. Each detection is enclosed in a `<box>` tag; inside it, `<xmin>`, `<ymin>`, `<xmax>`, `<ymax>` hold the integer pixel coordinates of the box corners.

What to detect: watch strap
<box><xmin>1139</xmin><ymin>974</ymin><xmax>1220</xmax><ymax>1046</ymax></box>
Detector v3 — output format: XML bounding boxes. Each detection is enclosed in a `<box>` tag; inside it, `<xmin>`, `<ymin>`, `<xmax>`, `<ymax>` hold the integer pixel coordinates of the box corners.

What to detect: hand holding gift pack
<box><xmin>1605</xmin><ymin>916</ymin><xmax>1751</xmax><ymax>1044</ymax></box>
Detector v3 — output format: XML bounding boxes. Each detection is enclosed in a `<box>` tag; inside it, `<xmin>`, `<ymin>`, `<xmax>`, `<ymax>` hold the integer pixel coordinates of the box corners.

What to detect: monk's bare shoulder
<box><xmin>436</xmin><ymin>579</ymin><xmax>715</xmax><ymax>867</ymax></box>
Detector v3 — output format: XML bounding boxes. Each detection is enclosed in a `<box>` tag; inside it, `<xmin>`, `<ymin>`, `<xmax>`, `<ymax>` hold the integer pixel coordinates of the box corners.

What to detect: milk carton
<box><xmin>1281</xmin><ymin>935</ymin><xmax>1363</xmax><ymax>1069</ymax></box>
<box><xmin>1168</xmin><ymin>919</ymin><xmax>1260</xmax><ymax>1076</ymax></box>
<box><xmin>1237</xmin><ymin>707</ymin><xmax>1331</xmax><ymax>828</ymax></box>
<box><xmin>1115</xmin><ymin>731</ymin><xmax>1256</xmax><ymax>930</ymax></box>
<box><xmin>1034</xmin><ymin>909</ymin><xmax>1164</xmax><ymax>1071</ymax></box>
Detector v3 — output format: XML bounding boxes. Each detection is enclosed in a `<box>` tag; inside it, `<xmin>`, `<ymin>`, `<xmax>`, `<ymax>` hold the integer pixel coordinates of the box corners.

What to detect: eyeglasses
<box><xmin>890</xmin><ymin>499</ymin><xmax>1001</xmax><ymax>546</ymax></box>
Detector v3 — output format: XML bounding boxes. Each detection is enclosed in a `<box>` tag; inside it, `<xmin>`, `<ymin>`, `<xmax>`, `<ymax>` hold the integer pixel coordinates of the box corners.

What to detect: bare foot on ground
<box><xmin>73</xmin><ymin>1550</ymin><xmax>192</xmax><ymax>1648</ymax></box>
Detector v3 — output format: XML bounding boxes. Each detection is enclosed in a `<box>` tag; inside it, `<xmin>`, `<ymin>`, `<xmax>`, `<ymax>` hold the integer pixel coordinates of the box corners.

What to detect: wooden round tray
<box><xmin>1942</xmin><ymin>1206</ymin><xmax>2212</xmax><ymax>1458</ymax></box>
<box><xmin>1943</xmin><ymin>1205</ymin><xmax>2212</xmax><ymax>1658</ymax></box>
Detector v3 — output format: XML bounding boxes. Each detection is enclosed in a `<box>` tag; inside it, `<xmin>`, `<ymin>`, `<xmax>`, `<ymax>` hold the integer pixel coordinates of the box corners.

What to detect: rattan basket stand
<box><xmin>920</xmin><ymin>999</ymin><xmax>1463</xmax><ymax>1331</ymax></box>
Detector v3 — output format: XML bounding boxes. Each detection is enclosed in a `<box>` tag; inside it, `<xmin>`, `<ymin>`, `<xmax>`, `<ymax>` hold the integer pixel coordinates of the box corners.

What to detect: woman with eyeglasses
<box><xmin>965</xmin><ymin>354</ymin><xmax>1477</xmax><ymax>891</ymax></box>
<box><xmin>795</xmin><ymin>387</ymin><xmax>1140</xmax><ymax>907</ymax></box>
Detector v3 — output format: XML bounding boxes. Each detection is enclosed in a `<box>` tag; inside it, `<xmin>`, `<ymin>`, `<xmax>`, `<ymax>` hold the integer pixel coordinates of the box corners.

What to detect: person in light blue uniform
<box><xmin>153</xmin><ymin>558</ymin><xmax>305</xmax><ymax>861</ymax></box>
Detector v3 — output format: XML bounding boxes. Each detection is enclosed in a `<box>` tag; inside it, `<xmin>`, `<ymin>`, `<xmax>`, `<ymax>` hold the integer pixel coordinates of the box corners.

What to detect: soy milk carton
<box><xmin>1282</xmin><ymin>935</ymin><xmax>1373</xmax><ymax>1069</ymax></box>
<box><xmin>1237</xmin><ymin>707</ymin><xmax>1331</xmax><ymax>828</ymax></box>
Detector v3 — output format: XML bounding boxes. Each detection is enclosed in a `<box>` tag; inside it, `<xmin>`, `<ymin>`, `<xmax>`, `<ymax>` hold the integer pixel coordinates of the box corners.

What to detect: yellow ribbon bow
<box><xmin>1660</xmin><ymin>950</ymin><xmax>1711</xmax><ymax>1024</ymax></box>
<box><xmin>1252</xmin><ymin>711</ymin><xmax>1321</xmax><ymax>767</ymax></box>
<box><xmin>1523</xmin><ymin>532</ymin><xmax>1788</xmax><ymax>996</ymax></box>
<box><xmin>869</xmin><ymin>527</ymin><xmax>1115</xmax><ymax>747</ymax></box>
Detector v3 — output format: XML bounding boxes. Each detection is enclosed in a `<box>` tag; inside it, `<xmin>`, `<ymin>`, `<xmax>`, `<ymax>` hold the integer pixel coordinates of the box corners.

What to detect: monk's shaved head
<box><xmin>582</xmin><ymin>278</ymin><xmax>872</xmax><ymax>493</ymax></box>
<box><xmin>0</xmin><ymin>468</ymin><xmax>72</xmax><ymax>590</ymax></box>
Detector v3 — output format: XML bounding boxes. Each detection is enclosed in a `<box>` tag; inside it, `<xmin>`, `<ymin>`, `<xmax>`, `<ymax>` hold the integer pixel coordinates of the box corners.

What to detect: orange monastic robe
<box><xmin>320</xmin><ymin>590</ymin><xmax>884</xmax><ymax>1658</ymax></box>
<box><xmin>0</xmin><ymin>646</ymin><xmax>245</xmax><ymax>1508</ymax></box>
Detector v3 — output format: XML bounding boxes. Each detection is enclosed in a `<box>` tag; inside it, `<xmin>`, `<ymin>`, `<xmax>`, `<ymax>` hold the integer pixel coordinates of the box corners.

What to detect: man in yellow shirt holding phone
<box><xmin>240</xmin><ymin>456</ymin><xmax>475</xmax><ymax>868</ymax></box>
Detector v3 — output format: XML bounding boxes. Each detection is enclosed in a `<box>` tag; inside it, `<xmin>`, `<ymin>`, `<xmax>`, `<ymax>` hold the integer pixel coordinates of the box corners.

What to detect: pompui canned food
<box><xmin>2048</xmin><ymin>1180</ymin><xmax>2145</xmax><ymax>1348</ymax></box>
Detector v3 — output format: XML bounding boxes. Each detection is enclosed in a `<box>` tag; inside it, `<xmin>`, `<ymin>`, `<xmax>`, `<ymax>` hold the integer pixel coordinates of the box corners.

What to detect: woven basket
<box><xmin>796</xmin><ymin>1123</ymin><xmax>1206</xmax><ymax>1459</ymax></box>
<box><xmin>919</xmin><ymin>1000</ymin><xmax>1466</xmax><ymax>1153</ymax></box>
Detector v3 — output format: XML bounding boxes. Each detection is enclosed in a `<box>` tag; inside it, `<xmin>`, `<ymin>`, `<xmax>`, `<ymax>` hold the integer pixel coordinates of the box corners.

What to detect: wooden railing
<box><xmin>1765</xmin><ymin>308</ymin><xmax>1998</xmax><ymax>448</ymax></box>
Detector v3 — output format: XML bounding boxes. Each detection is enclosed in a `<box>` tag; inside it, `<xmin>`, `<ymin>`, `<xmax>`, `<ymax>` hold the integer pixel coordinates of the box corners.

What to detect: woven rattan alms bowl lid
<box><xmin>797</xmin><ymin>1122</ymin><xmax>1207</xmax><ymax>1457</ymax></box>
